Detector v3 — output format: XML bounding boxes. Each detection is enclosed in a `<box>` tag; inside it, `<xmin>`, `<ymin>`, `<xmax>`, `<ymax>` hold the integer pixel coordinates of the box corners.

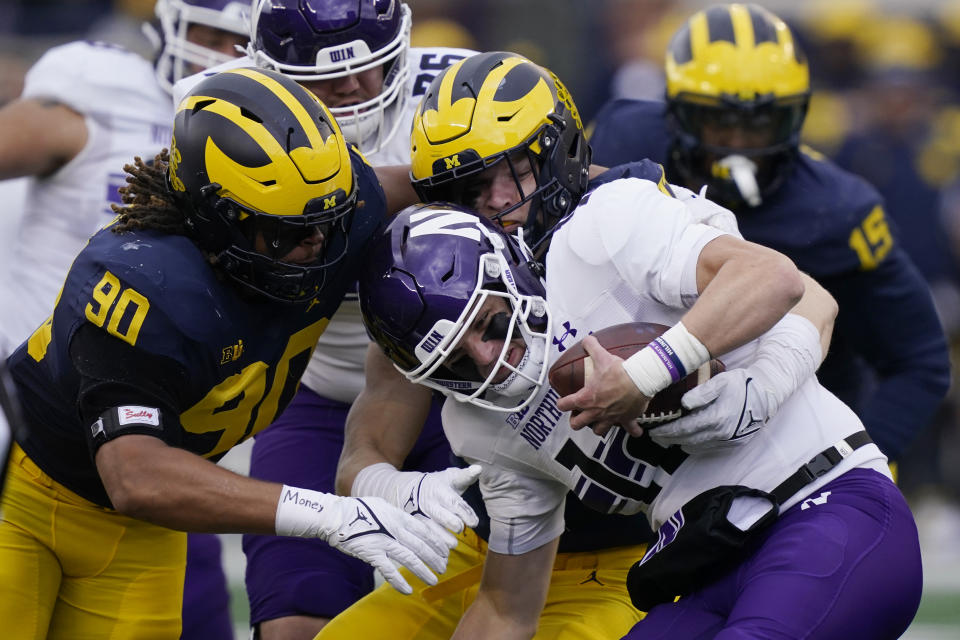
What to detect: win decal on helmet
<box><xmin>248</xmin><ymin>0</ymin><xmax>411</xmax><ymax>154</ymax></box>
<box><xmin>665</xmin><ymin>3</ymin><xmax>810</xmax><ymax>209</ymax></box>
<box><xmin>170</xmin><ymin>67</ymin><xmax>357</xmax><ymax>303</ymax></box>
<box><xmin>410</xmin><ymin>52</ymin><xmax>590</xmax><ymax>253</ymax></box>
<box><xmin>152</xmin><ymin>0</ymin><xmax>251</xmax><ymax>94</ymax></box>
<box><xmin>359</xmin><ymin>203</ymin><xmax>551</xmax><ymax>412</ymax></box>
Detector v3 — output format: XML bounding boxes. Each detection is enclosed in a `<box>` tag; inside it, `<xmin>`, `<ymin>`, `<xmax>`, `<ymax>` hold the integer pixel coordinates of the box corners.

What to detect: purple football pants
<box><xmin>242</xmin><ymin>386</ymin><xmax>452</xmax><ymax>624</ymax></box>
<box><xmin>621</xmin><ymin>468</ymin><xmax>922</xmax><ymax>640</ymax></box>
<box><xmin>181</xmin><ymin>533</ymin><xmax>233</xmax><ymax>640</ymax></box>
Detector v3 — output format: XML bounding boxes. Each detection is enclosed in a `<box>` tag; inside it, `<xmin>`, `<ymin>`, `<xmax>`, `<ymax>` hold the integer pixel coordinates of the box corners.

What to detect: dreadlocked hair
<box><xmin>111</xmin><ymin>149</ymin><xmax>187</xmax><ymax>235</ymax></box>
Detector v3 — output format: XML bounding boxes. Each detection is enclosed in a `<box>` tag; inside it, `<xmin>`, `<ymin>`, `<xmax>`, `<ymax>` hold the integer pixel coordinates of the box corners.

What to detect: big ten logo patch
<box><xmin>221</xmin><ymin>339</ymin><xmax>244</xmax><ymax>364</ymax></box>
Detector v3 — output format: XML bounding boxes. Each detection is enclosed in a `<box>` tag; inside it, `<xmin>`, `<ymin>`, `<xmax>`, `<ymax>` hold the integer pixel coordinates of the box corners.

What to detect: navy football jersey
<box><xmin>589</xmin><ymin>99</ymin><xmax>950</xmax><ymax>458</ymax></box>
<box><xmin>7</xmin><ymin>150</ymin><xmax>386</xmax><ymax>507</ymax></box>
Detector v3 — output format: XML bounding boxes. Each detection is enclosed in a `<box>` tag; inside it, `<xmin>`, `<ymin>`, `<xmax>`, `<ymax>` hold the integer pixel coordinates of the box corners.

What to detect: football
<box><xmin>548</xmin><ymin>321</ymin><xmax>725</xmax><ymax>424</ymax></box>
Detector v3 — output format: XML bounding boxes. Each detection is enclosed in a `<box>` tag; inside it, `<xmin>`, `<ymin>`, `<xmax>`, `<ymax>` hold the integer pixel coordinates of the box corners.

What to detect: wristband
<box><xmin>352</xmin><ymin>462</ymin><xmax>403</xmax><ymax>500</ymax></box>
<box><xmin>275</xmin><ymin>484</ymin><xmax>337</xmax><ymax>539</ymax></box>
<box><xmin>622</xmin><ymin>322</ymin><xmax>710</xmax><ymax>397</ymax></box>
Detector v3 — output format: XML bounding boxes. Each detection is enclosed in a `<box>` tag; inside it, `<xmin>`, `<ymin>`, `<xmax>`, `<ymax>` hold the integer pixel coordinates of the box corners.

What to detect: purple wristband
<box><xmin>648</xmin><ymin>336</ymin><xmax>687</xmax><ymax>383</ymax></box>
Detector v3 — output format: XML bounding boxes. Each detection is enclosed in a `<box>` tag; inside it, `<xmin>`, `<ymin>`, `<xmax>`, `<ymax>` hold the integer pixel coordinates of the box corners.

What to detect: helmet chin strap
<box><xmin>715</xmin><ymin>155</ymin><xmax>762</xmax><ymax>207</ymax></box>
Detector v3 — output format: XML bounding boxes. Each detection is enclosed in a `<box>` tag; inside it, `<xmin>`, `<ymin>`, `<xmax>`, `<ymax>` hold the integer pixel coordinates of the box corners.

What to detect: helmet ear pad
<box><xmin>531</xmin><ymin>107</ymin><xmax>591</xmax><ymax>240</ymax></box>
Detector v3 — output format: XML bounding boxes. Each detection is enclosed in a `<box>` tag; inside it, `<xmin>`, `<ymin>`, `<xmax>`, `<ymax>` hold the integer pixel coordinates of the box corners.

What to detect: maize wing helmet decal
<box><xmin>170</xmin><ymin>67</ymin><xmax>358</xmax><ymax>302</ymax></box>
<box><xmin>176</xmin><ymin>67</ymin><xmax>352</xmax><ymax>215</ymax></box>
<box><xmin>412</xmin><ymin>53</ymin><xmax>558</xmax><ymax>181</ymax></box>
<box><xmin>666</xmin><ymin>3</ymin><xmax>808</xmax><ymax>101</ymax></box>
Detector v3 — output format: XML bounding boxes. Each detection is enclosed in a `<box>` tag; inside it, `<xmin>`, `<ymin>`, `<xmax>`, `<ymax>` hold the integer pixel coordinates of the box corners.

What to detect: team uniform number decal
<box><xmin>85</xmin><ymin>270</ymin><xmax>150</xmax><ymax>346</ymax></box>
<box><xmin>180</xmin><ymin>318</ymin><xmax>329</xmax><ymax>457</ymax></box>
<box><xmin>553</xmin><ymin>428</ymin><xmax>685</xmax><ymax>514</ymax></box>
<box><xmin>849</xmin><ymin>205</ymin><xmax>893</xmax><ymax>270</ymax></box>
<box><xmin>413</xmin><ymin>53</ymin><xmax>468</xmax><ymax>96</ymax></box>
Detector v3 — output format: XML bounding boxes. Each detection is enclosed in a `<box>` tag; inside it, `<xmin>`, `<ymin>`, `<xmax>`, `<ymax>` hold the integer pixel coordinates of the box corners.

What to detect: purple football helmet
<box><xmin>153</xmin><ymin>0</ymin><xmax>251</xmax><ymax>93</ymax></box>
<box><xmin>359</xmin><ymin>203</ymin><xmax>552</xmax><ymax>412</ymax></box>
<box><xmin>248</xmin><ymin>0</ymin><xmax>411</xmax><ymax>154</ymax></box>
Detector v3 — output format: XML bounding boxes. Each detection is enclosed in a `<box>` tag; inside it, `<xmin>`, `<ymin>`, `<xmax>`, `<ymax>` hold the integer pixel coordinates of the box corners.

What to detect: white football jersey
<box><xmin>442</xmin><ymin>177</ymin><xmax>890</xmax><ymax>555</ymax></box>
<box><xmin>174</xmin><ymin>47</ymin><xmax>476</xmax><ymax>402</ymax></box>
<box><xmin>0</xmin><ymin>42</ymin><xmax>172</xmax><ymax>352</ymax></box>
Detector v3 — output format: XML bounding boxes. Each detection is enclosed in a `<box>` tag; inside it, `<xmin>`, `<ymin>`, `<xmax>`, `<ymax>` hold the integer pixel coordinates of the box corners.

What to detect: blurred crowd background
<box><xmin>3</xmin><ymin>0</ymin><xmax>960</xmax><ymax>630</ymax></box>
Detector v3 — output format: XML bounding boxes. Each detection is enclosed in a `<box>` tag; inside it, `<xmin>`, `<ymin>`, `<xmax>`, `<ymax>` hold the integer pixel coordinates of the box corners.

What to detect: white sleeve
<box><xmin>478</xmin><ymin>465</ymin><xmax>567</xmax><ymax>555</ymax></box>
<box><xmin>566</xmin><ymin>178</ymin><xmax>727</xmax><ymax>309</ymax></box>
<box><xmin>23</xmin><ymin>42</ymin><xmax>163</xmax><ymax>120</ymax></box>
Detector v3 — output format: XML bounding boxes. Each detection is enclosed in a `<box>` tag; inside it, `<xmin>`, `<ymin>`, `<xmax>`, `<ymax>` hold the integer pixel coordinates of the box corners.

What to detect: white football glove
<box><xmin>649</xmin><ymin>367</ymin><xmax>770</xmax><ymax>451</ymax></box>
<box><xmin>649</xmin><ymin>314</ymin><xmax>823</xmax><ymax>453</ymax></box>
<box><xmin>353</xmin><ymin>463</ymin><xmax>481</xmax><ymax>534</ymax></box>
<box><xmin>275</xmin><ymin>486</ymin><xmax>456</xmax><ymax>594</ymax></box>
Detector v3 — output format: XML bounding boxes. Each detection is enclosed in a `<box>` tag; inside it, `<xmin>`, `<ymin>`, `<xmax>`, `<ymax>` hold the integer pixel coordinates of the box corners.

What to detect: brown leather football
<box><xmin>548</xmin><ymin>321</ymin><xmax>725</xmax><ymax>424</ymax></box>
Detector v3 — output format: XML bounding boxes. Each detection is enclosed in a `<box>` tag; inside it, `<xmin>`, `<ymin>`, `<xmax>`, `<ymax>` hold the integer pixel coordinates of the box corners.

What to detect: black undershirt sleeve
<box><xmin>69</xmin><ymin>322</ymin><xmax>190</xmax><ymax>456</ymax></box>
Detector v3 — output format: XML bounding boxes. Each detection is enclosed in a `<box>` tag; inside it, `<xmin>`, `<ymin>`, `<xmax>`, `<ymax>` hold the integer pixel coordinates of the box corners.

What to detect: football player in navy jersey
<box><xmin>588</xmin><ymin>3</ymin><xmax>951</xmax><ymax>461</ymax></box>
<box><xmin>0</xmin><ymin>68</ymin><xmax>457</xmax><ymax>640</ymax></box>
<box><xmin>173</xmin><ymin>3</ymin><xmax>478</xmax><ymax>637</ymax></box>
<box><xmin>0</xmin><ymin>4</ymin><xmax>252</xmax><ymax>637</ymax></box>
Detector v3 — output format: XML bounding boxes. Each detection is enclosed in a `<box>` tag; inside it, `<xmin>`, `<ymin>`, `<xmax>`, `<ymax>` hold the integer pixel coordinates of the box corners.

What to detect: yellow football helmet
<box><xmin>665</xmin><ymin>3</ymin><xmax>810</xmax><ymax>208</ymax></box>
<box><xmin>410</xmin><ymin>51</ymin><xmax>590</xmax><ymax>249</ymax></box>
<box><xmin>170</xmin><ymin>67</ymin><xmax>357</xmax><ymax>302</ymax></box>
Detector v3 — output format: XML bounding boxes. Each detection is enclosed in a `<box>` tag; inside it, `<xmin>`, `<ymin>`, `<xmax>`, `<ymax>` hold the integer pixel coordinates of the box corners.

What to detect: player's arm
<box><xmin>0</xmin><ymin>98</ymin><xmax>87</xmax><ymax>178</ymax></box>
<box><xmin>561</xmin><ymin>234</ymin><xmax>804</xmax><ymax>432</ymax></box>
<box><xmin>651</xmin><ymin>272</ymin><xmax>837</xmax><ymax>450</ymax></box>
<box><xmin>684</xmin><ymin>234</ymin><xmax>805</xmax><ymax>355</ymax></box>
<box><xmin>96</xmin><ymin>433</ymin><xmax>282</xmax><ymax>532</ymax></box>
<box><xmin>451</xmin><ymin>538</ymin><xmax>560</xmax><ymax>640</ymax></box>
<box><xmin>337</xmin><ymin>343</ymin><xmax>435</xmax><ymax>494</ymax></box>
<box><xmin>373</xmin><ymin>164</ymin><xmax>419</xmax><ymax>214</ymax></box>
<box><xmin>338</xmin><ymin>344</ymin><xmax>480</xmax><ymax>532</ymax></box>
<box><xmin>789</xmin><ymin>271</ymin><xmax>837</xmax><ymax>360</ymax></box>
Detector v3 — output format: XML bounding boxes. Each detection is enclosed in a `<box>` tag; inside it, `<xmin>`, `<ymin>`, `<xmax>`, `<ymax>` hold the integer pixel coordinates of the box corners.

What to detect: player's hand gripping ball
<box><xmin>548</xmin><ymin>322</ymin><xmax>725</xmax><ymax>424</ymax></box>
